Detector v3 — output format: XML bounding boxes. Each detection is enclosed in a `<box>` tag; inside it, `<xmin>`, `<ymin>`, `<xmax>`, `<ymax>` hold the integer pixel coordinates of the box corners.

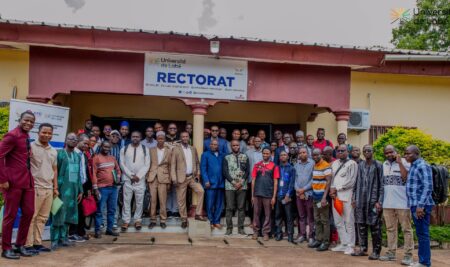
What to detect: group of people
<box><xmin>0</xmin><ymin>114</ymin><xmax>435</xmax><ymax>267</ymax></box>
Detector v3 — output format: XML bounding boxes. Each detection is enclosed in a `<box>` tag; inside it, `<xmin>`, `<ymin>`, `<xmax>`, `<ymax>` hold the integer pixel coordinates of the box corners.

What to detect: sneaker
<box><xmin>113</xmin><ymin>224</ymin><xmax>118</xmax><ymax>230</ymax></box>
<box><xmin>410</xmin><ymin>263</ymin><xmax>427</xmax><ymax>267</ymax></box>
<box><xmin>368</xmin><ymin>252</ymin><xmax>380</xmax><ymax>260</ymax></box>
<box><xmin>225</xmin><ymin>229</ymin><xmax>233</xmax><ymax>235</ymax></box>
<box><xmin>401</xmin><ymin>255</ymin><xmax>413</xmax><ymax>265</ymax></box>
<box><xmin>50</xmin><ymin>242</ymin><xmax>59</xmax><ymax>251</ymax></box>
<box><xmin>105</xmin><ymin>230</ymin><xmax>120</xmax><ymax>237</ymax></box>
<box><xmin>316</xmin><ymin>243</ymin><xmax>329</xmax><ymax>252</ymax></box>
<box><xmin>71</xmin><ymin>235</ymin><xmax>86</xmax><ymax>243</ymax></box>
<box><xmin>379</xmin><ymin>252</ymin><xmax>396</xmax><ymax>261</ymax></box>
<box><xmin>297</xmin><ymin>236</ymin><xmax>307</xmax><ymax>243</ymax></box>
<box><xmin>24</xmin><ymin>246</ymin><xmax>39</xmax><ymax>256</ymax></box>
<box><xmin>33</xmin><ymin>245</ymin><xmax>51</xmax><ymax>252</ymax></box>
<box><xmin>308</xmin><ymin>238</ymin><xmax>315</xmax><ymax>247</ymax></box>
<box><xmin>331</xmin><ymin>244</ymin><xmax>347</xmax><ymax>252</ymax></box>
<box><xmin>94</xmin><ymin>232</ymin><xmax>102</xmax><ymax>239</ymax></box>
<box><xmin>238</xmin><ymin>229</ymin><xmax>246</xmax><ymax>235</ymax></box>
<box><xmin>308</xmin><ymin>240</ymin><xmax>321</xmax><ymax>248</ymax></box>
<box><xmin>344</xmin><ymin>246</ymin><xmax>355</xmax><ymax>255</ymax></box>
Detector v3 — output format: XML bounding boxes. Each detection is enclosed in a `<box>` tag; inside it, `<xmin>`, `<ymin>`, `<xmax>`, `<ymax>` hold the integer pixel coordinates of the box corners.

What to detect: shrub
<box><xmin>0</xmin><ymin>106</ymin><xmax>8</xmax><ymax>207</ymax></box>
<box><xmin>0</xmin><ymin>106</ymin><xmax>8</xmax><ymax>140</ymax></box>
<box><xmin>373</xmin><ymin>127</ymin><xmax>450</xmax><ymax>167</ymax></box>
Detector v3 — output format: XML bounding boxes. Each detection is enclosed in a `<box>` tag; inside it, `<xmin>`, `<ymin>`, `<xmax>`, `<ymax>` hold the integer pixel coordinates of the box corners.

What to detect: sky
<box><xmin>0</xmin><ymin>0</ymin><xmax>417</xmax><ymax>48</ymax></box>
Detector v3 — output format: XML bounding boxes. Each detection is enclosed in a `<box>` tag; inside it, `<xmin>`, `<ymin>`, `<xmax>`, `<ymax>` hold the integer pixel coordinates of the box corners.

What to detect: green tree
<box><xmin>0</xmin><ymin>106</ymin><xmax>9</xmax><ymax>140</ymax></box>
<box><xmin>373</xmin><ymin>127</ymin><xmax>450</xmax><ymax>167</ymax></box>
<box><xmin>391</xmin><ymin>0</ymin><xmax>450</xmax><ymax>51</ymax></box>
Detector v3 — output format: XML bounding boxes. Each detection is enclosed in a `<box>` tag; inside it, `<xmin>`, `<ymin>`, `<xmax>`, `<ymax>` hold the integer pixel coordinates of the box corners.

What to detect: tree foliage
<box><xmin>0</xmin><ymin>106</ymin><xmax>9</xmax><ymax>140</ymax></box>
<box><xmin>391</xmin><ymin>0</ymin><xmax>450</xmax><ymax>51</ymax></box>
<box><xmin>373</xmin><ymin>127</ymin><xmax>450</xmax><ymax>167</ymax></box>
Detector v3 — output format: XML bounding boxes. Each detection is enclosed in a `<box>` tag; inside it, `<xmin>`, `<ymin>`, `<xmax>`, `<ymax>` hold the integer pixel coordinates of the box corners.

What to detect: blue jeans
<box><xmin>95</xmin><ymin>186</ymin><xmax>118</xmax><ymax>233</ymax></box>
<box><xmin>411</xmin><ymin>205</ymin><xmax>433</xmax><ymax>267</ymax></box>
<box><xmin>205</xmin><ymin>189</ymin><xmax>224</xmax><ymax>225</ymax></box>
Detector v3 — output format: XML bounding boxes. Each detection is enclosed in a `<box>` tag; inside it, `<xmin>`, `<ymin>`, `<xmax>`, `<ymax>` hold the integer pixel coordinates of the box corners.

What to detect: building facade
<box><xmin>0</xmin><ymin>19</ymin><xmax>449</xmax><ymax>154</ymax></box>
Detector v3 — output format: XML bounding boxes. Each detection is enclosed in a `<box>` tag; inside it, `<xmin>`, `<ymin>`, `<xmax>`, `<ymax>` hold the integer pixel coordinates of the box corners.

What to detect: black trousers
<box><xmin>357</xmin><ymin>221</ymin><xmax>382</xmax><ymax>254</ymax></box>
<box><xmin>275</xmin><ymin>198</ymin><xmax>294</xmax><ymax>237</ymax></box>
<box><xmin>225</xmin><ymin>190</ymin><xmax>246</xmax><ymax>230</ymax></box>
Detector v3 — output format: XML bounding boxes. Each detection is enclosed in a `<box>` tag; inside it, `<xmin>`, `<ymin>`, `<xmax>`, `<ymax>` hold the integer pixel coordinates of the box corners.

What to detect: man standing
<box><xmin>294</xmin><ymin>147</ymin><xmax>315</xmax><ymax>245</ymax></box>
<box><xmin>308</xmin><ymin>149</ymin><xmax>332</xmax><ymax>252</ymax></box>
<box><xmin>274</xmin><ymin>133</ymin><xmax>291</xmax><ymax>165</ymax></box>
<box><xmin>275</xmin><ymin>151</ymin><xmax>296</xmax><ymax>243</ymax></box>
<box><xmin>141</xmin><ymin>126</ymin><xmax>157</xmax><ymax>149</ymax></box>
<box><xmin>120</xmin><ymin>131</ymin><xmax>150</xmax><ymax>231</ymax></box>
<box><xmin>154</xmin><ymin>122</ymin><xmax>163</xmax><ymax>133</ymax></box>
<box><xmin>257</xmin><ymin>130</ymin><xmax>270</xmax><ymax>149</ymax></box>
<box><xmin>379</xmin><ymin>145</ymin><xmax>414</xmax><ymax>265</ymax></box>
<box><xmin>405</xmin><ymin>145</ymin><xmax>434</xmax><ymax>267</ymax></box>
<box><xmin>245</xmin><ymin>137</ymin><xmax>263</xmax><ymax>219</ymax></box>
<box><xmin>171</xmin><ymin>132</ymin><xmax>207</xmax><ymax>229</ymax></box>
<box><xmin>148</xmin><ymin>131</ymin><xmax>172</xmax><ymax>229</ymax></box>
<box><xmin>228</xmin><ymin>129</ymin><xmax>247</xmax><ymax>154</ymax></box>
<box><xmin>166</xmin><ymin>123</ymin><xmax>180</xmax><ymax>217</ymax></box>
<box><xmin>119</xmin><ymin>121</ymin><xmax>131</xmax><ymax>148</ymax></box>
<box><xmin>84</xmin><ymin>119</ymin><xmax>93</xmax><ymax>134</ymax></box>
<box><xmin>313</xmin><ymin>128</ymin><xmax>334</xmax><ymax>152</ymax></box>
<box><xmin>223</xmin><ymin>140</ymin><xmax>249</xmax><ymax>235</ymax></box>
<box><xmin>102</xmin><ymin>124</ymin><xmax>112</xmax><ymax>141</ymax></box>
<box><xmin>351</xmin><ymin>145</ymin><xmax>383</xmax><ymax>260</ymax></box>
<box><xmin>305</xmin><ymin>134</ymin><xmax>315</xmax><ymax>158</ymax></box>
<box><xmin>333</xmin><ymin>133</ymin><xmax>352</xmax><ymax>158</ymax></box>
<box><xmin>92</xmin><ymin>141</ymin><xmax>121</xmax><ymax>238</ymax></box>
<box><xmin>68</xmin><ymin>134</ymin><xmax>91</xmax><ymax>242</ymax></box>
<box><xmin>185</xmin><ymin>123</ymin><xmax>193</xmax><ymax>137</ymax></box>
<box><xmin>0</xmin><ymin>111</ymin><xmax>36</xmax><ymax>259</ymax></box>
<box><xmin>295</xmin><ymin>130</ymin><xmax>306</xmax><ymax>148</ymax></box>
<box><xmin>322</xmin><ymin>146</ymin><xmax>335</xmax><ymax>163</ymax></box>
<box><xmin>251</xmin><ymin>147</ymin><xmax>279</xmax><ymax>241</ymax></box>
<box><xmin>329</xmin><ymin>144</ymin><xmax>358</xmax><ymax>255</ymax></box>
<box><xmin>204</xmin><ymin>125</ymin><xmax>229</xmax><ymax>154</ymax></box>
<box><xmin>201</xmin><ymin>139</ymin><xmax>225</xmax><ymax>229</ymax></box>
<box><xmin>273</xmin><ymin>130</ymin><xmax>283</xmax><ymax>147</ymax></box>
<box><xmin>25</xmin><ymin>123</ymin><xmax>57</xmax><ymax>253</ymax></box>
<box><xmin>288</xmin><ymin>142</ymin><xmax>298</xmax><ymax>165</ymax></box>
<box><xmin>166</xmin><ymin>123</ymin><xmax>180</xmax><ymax>146</ymax></box>
<box><xmin>240</xmin><ymin>129</ymin><xmax>250</xmax><ymax>145</ymax></box>
<box><xmin>51</xmin><ymin>133</ymin><xmax>83</xmax><ymax>250</ymax></box>
<box><xmin>350</xmin><ymin>146</ymin><xmax>362</xmax><ymax>164</ymax></box>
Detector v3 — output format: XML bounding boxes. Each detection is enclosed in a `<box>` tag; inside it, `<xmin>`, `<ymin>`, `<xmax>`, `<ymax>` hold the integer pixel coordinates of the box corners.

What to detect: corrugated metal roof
<box><xmin>1</xmin><ymin>17</ymin><xmax>449</xmax><ymax>56</ymax></box>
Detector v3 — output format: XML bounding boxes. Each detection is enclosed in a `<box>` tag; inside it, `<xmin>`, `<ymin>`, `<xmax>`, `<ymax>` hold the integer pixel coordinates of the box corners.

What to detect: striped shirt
<box><xmin>312</xmin><ymin>159</ymin><xmax>332</xmax><ymax>201</ymax></box>
<box><xmin>92</xmin><ymin>154</ymin><xmax>121</xmax><ymax>188</ymax></box>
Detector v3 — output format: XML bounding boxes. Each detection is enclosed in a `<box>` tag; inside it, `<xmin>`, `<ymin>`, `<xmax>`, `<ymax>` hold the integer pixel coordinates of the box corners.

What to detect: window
<box><xmin>369</xmin><ymin>125</ymin><xmax>416</xmax><ymax>144</ymax></box>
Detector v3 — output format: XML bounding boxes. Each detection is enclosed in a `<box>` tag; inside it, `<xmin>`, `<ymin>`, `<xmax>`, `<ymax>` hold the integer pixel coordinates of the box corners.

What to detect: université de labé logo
<box><xmin>391</xmin><ymin>7</ymin><xmax>449</xmax><ymax>25</ymax></box>
<box><xmin>390</xmin><ymin>8</ymin><xmax>411</xmax><ymax>24</ymax></box>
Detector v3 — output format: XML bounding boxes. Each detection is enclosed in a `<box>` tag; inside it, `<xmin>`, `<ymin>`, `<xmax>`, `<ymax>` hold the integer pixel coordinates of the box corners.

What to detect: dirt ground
<box><xmin>1</xmin><ymin>233</ymin><xmax>449</xmax><ymax>267</ymax></box>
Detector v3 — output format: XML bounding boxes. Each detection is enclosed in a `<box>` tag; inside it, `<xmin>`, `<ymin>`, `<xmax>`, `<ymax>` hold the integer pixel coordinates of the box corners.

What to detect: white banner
<box><xmin>144</xmin><ymin>53</ymin><xmax>248</xmax><ymax>100</ymax></box>
<box><xmin>8</xmin><ymin>99</ymin><xmax>70</xmax><ymax>149</ymax></box>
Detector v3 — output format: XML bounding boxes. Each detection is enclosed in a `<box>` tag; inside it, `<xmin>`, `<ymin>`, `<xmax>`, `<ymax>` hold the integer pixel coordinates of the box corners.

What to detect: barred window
<box><xmin>369</xmin><ymin>125</ymin><xmax>416</xmax><ymax>144</ymax></box>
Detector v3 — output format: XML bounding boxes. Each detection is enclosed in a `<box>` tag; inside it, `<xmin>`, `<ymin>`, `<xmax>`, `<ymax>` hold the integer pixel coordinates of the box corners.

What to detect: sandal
<box><xmin>135</xmin><ymin>222</ymin><xmax>142</xmax><ymax>230</ymax></box>
<box><xmin>121</xmin><ymin>223</ymin><xmax>128</xmax><ymax>232</ymax></box>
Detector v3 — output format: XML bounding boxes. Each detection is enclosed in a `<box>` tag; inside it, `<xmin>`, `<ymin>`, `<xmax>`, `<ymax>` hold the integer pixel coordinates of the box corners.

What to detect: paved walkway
<box><xmin>1</xmin><ymin>233</ymin><xmax>449</xmax><ymax>267</ymax></box>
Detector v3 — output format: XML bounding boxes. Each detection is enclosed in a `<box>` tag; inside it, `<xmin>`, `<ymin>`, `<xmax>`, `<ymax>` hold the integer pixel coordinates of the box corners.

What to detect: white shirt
<box><xmin>331</xmin><ymin>160</ymin><xmax>358</xmax><ymax>202</ymax></box>
<box><xmin>382</xmin><ymin>158</ymin><xmax>411</xmax><ymax>209</ymax></box>
<box><xmin>119</xmin><ymin>145</ymin><xmax>150</xmax><ymax>184</ymax></box>
<box><xmin>157</xmin><ymin>147</ymin><xmax>165</xmax><ymax>165</ymax></box>
<box><xmin>182</xmin><ymin>145</ymin><xmax>193</xmax><ymax>175</ymax></box>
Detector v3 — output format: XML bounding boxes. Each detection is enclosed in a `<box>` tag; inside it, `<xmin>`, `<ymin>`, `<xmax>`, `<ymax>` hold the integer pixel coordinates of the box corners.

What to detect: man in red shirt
<box><xmin>0</xmin><ymin>111</ymin><xmax>36</xmax><ymax>259</ymax></box>
<box><xmin>313</xmin><ymin>128</ymin><xmax>334</xmax><ymax>152</ymax></box>
<box><xmin>251</xmin><ymin>147</ymin><xmax>279</xmax><ymax>241</ymax></box>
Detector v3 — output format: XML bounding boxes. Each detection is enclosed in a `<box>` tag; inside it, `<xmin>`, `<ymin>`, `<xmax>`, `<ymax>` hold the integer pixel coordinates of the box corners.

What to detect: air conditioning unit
<box><xmin>348</xmin><ymin>109</ymin><xmax>370</xmax><ymax>131</ymax></box>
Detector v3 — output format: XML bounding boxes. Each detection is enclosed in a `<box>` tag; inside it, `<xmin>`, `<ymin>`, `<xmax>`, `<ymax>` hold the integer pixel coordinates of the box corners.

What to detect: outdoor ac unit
<box><xmin>348</xmin><ymin>109</ymin><xmax>370</xmax><ymax>131</ymax></box>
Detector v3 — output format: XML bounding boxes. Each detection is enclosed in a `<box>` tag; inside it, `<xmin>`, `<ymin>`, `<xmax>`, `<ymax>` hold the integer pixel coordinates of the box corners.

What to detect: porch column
<box><xmin>175</xmin><ymin>98</ymin><xmax>228</xmax><ymax>217</ymax></box>
<box><xmin>333</xmin><ymin>110</ymin><xmax>351</xmax><ymax>136</ymax></box>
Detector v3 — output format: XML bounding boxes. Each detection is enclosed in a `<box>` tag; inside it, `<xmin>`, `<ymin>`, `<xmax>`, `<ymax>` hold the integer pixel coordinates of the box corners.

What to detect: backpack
<box><xmin>431</xmin><ymin>164</ymin><xmax>449</xmax><ymax>205</ymax></box>
<box><xmin>124</xmin><ymin>144</ymin><xmax>147</xmax><ymax>158</ymax></box>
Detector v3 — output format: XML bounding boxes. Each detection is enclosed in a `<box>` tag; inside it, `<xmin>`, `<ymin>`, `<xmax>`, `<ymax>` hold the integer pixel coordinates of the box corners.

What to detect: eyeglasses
<box><xmin>363</xmin><ymin>149</ymin><xmax>373</xmax><ymax>152</ymax></box>
<box><xmin>289</xmin><ymin>147</ymin><xmax>297</xmax><ymax>149</ymax></box>
<box><xmin>211</xmin><ymin>129</ymin><xmax>219</xmax><ymax>132</ymax></box>
<box><xmin>336</xmin><ymin>149</ymin><xmax>346</xmax><ymax>153</ymax></box>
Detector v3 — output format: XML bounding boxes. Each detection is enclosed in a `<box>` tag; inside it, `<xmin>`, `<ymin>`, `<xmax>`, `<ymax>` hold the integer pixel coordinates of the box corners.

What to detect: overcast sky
<box><xmin>0</xmin><ymin>0</ymin><xmax>417</xmax><ymax>48</ymax></box>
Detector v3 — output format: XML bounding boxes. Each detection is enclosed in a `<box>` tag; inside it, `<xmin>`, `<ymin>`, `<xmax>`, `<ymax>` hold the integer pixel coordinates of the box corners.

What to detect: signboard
<box><xmin>144</xmin><ymin>53</ymin><xmax>248</xmax><ymax>100</ymax></box>
<box><xmin>8</xmin><ymin>99</ymin><xmax>70</xmax><ymax>149</ymax></box>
